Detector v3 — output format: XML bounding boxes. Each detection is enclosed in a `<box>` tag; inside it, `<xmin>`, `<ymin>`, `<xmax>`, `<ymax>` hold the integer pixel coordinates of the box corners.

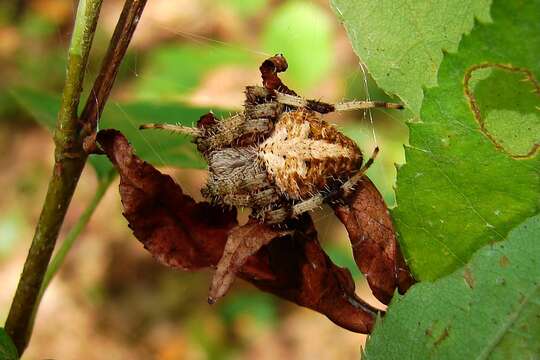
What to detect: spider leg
<box><xmin>220</xmin><ymin>189</ymin><xmax>279</xmax><ymax>208</ymax></box>
<box><xmin>291</xmin><ymin>147</ymin><xmax>380</xmax><ymax>217</ymax></box>
<box><xmin>140</xmin><ymin>111</ymin><xmax>274</xmax><ymax>151</ymax></box>
<box><xmin>139</xmin><ymin>123</ymin><xmax>202</xmax><ymax>136</ymax></box>
<box><xmin>245</xmin><ymin>102</ymin><xmax>283</xmax><ymax>119</ymax></box>
<box><xmin>255</xmin><ymin>206</ymin><xmax>290</xmax><ymax>224</ymax></box>
<box><xmin>275</xmin><ymin>91</ymin><xmax>403</xmax><ymax>114</ymax></box>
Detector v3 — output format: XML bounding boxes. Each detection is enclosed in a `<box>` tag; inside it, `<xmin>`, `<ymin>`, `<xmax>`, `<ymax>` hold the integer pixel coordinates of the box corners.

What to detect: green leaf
<box><xmin>364</xmin><ymin>214</ymin><xmax>540</xmax><ymax>360</ymax></box>
<box><xmin>341</xmin><ymin>114</ymin><xmax>408</xmax><ymax>207</ymax></box>
<box><xmin>10</xmin><ymin>89</ymin><xmax>229</xmax><ymax>175</ymax></box>
<box><xmin>10</xmin><ymin>88</ymin><xmax>58</xmax><ymax>129</ymax></box>
<box><xmin>133</xmin><ymin>44</ymin><xmax>255</xmax><ymax>101</ymax></box>
<box><xmin>0</xmin><ymin>328</ymin><xmax>18</xmax><ymax>360</ymax></box>
<box><xmin>99</xmin><ymin>100</ymin><xmax>213</xmax><ymax>169</ymax></box>
<box><xmin>391</xmin><ymin>0</ymin><xmax>540</xmax><ymax>280</ymax></box>
<box><xmin>218</xmin><ymin>0</ymin><xmax>268</xmax><ymax>18</ymax></box>
<box><xmin>262</xmin><ymin>1</ymin><xmax>333</xmax><ymax>92</ymax></box>
<box><xmin>331</xmin><ymin>0</ymin><xmax>492</xmax><ymax>115</ymax></box>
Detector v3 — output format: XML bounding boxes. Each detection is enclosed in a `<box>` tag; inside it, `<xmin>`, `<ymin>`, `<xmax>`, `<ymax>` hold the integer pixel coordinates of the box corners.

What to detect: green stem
<box><xmin>41</xmin><ymin>174</ymin><xmax>115</xmax><ymax>298</ymax></box>
<box><xmin>4</xmin><ymin>0</ymin><xmax>103</xmax><ymax>354</ymax></box>
<box><xmin>23</xmin><ymin>174</ymin><xmax>115</xmax><ymax>335</ymax></box>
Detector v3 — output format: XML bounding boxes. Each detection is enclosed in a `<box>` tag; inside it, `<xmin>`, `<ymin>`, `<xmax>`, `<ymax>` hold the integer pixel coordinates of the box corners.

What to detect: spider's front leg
<box><xmin>139</xmin><ymin>114</ymin><xmax>273</xmax><ymax>156</ymax></box>
<box><xmin>275</xmin><ymin>92</ymin><xmax>404</xmax><ymax>114</ymax></box>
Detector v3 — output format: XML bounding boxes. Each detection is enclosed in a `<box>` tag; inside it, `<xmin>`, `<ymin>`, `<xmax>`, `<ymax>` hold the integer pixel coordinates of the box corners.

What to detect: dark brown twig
<box><xmin>80</xmin><ymin>0</ymin><xmax>148</xmax><ymax>137</ymax></box>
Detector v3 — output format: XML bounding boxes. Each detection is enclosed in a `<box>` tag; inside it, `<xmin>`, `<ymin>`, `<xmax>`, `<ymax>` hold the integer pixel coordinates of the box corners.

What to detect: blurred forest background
<box><xmin>0</xmin><ymin>0</ymin><xmax>409</xmax><ymax>359</ymax></box>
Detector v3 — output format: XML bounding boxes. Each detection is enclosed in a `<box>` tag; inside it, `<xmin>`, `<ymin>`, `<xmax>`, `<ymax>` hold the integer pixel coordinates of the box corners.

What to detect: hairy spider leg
<box><xmin>139</xmin><ymin>123</ymin><xmax>202</xmax><ymax>136</ymax></box>
<box><xmin>260</xmin><ymin>146</ymin><xmax>380</xmax><ymax>224</ymax></box>
<box><xmin>338</xmin><ymin>146</ymin><xmax>379</xmax><ymax>195</ymax></box>
<box><xmin>274</xmin><ymin>92</ymin><xmax>404</xmax><ymax>113</ymax></box>
<box><xmin>140</xmin><ymin>114</ymin><xmax>274</xmax><ymax>152</ymax></box>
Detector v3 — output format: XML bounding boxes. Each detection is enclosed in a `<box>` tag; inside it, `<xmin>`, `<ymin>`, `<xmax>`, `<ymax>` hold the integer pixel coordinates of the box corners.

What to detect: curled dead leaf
<box><xmin>332</xmin><ymin>177</ymin><xmax>415</xmax><ymax>304</ymax></box>
<box><xmin>96</xmin><ymin>129</ymin><xmax>236</xmax><ymax>270</ymax></box>
<box><xmin>259</xmin><ymin>54</ymin><xmax>297</xmax><ymax>96</ymax></box>
<box><xmin>242</xmin><ymin>216</ymin><xmax>378</xmax><ymax>333</ymax></box>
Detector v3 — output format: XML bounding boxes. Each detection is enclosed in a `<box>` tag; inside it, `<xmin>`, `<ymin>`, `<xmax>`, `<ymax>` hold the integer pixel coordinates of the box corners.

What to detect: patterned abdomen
<box><xmin>259</xmin><ymin>109</ymin><xmax>363</xmax><ymax>199</ymax></box>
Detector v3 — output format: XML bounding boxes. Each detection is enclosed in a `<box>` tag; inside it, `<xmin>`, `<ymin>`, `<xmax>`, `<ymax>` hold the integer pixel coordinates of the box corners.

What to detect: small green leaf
<box><xmin>262</xmin><ymin>1</ymin><xmax>333</xmax><ymax>91</ymax></box>
<box><xmin>0</xmin><ymin>328</ymin><xmax>18</xmax><ymax>360</ymax></box>
<box><xmin>364</xmin><ymin>214</ymin><xmax>540</xmax><ymax>360</ymax></box>
<box><xmin>99</xmin><ymin>100</ymin><xmax>212</xmax><ymax>169</ymax></box>
<box><xmin>391</xmin><ymin>0</ymin><xmax>540</xmax><ymax>280</ymax></box>
<box><xmin>10</xmin><ymin>89</ymin><xmax>230</xmax><ymax>175</ymax></box>
<box><xmin>10</xmin><ymin>88</ymin><xmax>58</xmax><ymax>129</ymax></box>
<box><xmin>331</xmin><ymin>0</ymin><xmax>492</xmax><ymax>115</ymax></box>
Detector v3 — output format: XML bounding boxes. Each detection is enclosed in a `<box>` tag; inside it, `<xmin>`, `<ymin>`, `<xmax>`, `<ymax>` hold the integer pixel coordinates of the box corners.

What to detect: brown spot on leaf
<box><xmin>499</xmin><ymin>255</ymin><xmax>510</xmax><ymax>267</ymax></box>
<box><xmin>434</xmin><ymin>327</ymin><xmax>450</xmax><ymax>347</ymax></box>
<box><xmin>96</xmin><ymin>129</ymin><xmax>379</xmax><ymax>333</ymax></box>
<box><xmin>463</xmin><ymin>63</ymin><xmax>540</xmax><ymax>159</ymax></box>
<box><xmin>463</xmin><ymin>267</ymin><xmax>475</xmax><ymax>289</ymax></box>
<box><xmin>332</xmin><ymin>177</ymin><xmax>415</xmax><ymax>304</ymax></box>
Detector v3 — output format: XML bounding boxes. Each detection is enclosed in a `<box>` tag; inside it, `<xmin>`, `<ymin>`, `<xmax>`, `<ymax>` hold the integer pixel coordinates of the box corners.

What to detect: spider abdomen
<box><xmin>259</xmin><ymin>109</ymin><xmax>363</xmax><ymax>199</ymax></box>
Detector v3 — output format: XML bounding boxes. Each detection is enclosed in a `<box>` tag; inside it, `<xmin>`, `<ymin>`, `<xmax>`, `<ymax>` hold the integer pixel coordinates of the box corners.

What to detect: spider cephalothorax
<box><xmin>141</xmin><ymin>54</ymin><xmax>403</xmax><ymax>225</ymax></box>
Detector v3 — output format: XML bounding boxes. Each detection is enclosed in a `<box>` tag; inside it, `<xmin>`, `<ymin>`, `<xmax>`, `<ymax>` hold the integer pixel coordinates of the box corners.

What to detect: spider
<box><xmin>140</xmin><ymin>54</ymin><xmax>403</xmax><ymax>226</ymax></box>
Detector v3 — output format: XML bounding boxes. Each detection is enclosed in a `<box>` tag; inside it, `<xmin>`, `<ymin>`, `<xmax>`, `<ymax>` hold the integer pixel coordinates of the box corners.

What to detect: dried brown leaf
<box><xmin>333</xmin><ymin>177</ymin><xmax>415</xmax><ymax>304</ymax></box>
<box><xmin>259</xmin><ymin>54</ymin><xmax>297</xmax><ymax>95</ymax></box>
<box><xmin>243</xmin><ymin>216</ymin><xmax>379</xmax><ymax>333</ymax></box>
<box><xmin>96</xmin><ymin>129</ymin><xmax>237</xmax><ymax>269</ymax></box>
<box><xmin>96</xmin><ymin>129</ymin><xmax>379</xmax><ymax>333</ymax></box>
<box><xmin>209</xmin><ymin>222</ymin><xmax>291</xmax><ymax>303</ymax></box>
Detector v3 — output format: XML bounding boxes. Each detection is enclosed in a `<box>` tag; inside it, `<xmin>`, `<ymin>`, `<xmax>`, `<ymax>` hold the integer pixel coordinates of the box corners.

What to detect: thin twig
<box><xmin>81</xmin><ymin>0</ymin><xmax>148</xmax><ymax>136</ymax></box>
<box><xmin>4</xmin><ymin>0</ymin><xmax>104</xmax><ymax>353</ymax></box>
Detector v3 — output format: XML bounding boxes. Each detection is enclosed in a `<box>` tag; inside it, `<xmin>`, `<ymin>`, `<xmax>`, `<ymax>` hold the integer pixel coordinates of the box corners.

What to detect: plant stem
<box><xmin>4</xmin><ymin>0</ymin><xmax>103</xmax><ymax>353</ymax></box>
<box><xmin>21</xmin><ymin>173</ymin><xmax>115</xmax><ymax>338</ymax></box>
<box><xmin>40</xmin><ymin>174</ymin><xmax>115</xmax><ymax>300</ymax></box>
<box><xmin>81</xmin><ymin>0</ymin><xmax>149</xmax><ymax>135</ymax></box>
